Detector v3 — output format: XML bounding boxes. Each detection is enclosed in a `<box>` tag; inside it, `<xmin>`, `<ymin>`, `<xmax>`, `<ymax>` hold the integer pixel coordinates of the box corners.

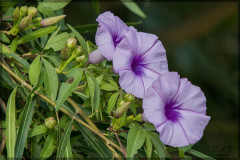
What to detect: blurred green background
<box><xmin>64</xmin><ymin>2</ymin><xmax>238</xmax><ymax>158</ymax></box>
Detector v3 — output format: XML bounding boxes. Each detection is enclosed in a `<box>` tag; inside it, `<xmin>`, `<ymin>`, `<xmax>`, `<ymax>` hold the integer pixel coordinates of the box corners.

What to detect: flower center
<box><xmin>131</xmin><ymin>56</ymin><xmax>144</xmax><ymax>76</ymax></box>
<box><xmin>165</xmin><ymin>102</ymin><xmax>180</xmax><ymax>122</ymax></box>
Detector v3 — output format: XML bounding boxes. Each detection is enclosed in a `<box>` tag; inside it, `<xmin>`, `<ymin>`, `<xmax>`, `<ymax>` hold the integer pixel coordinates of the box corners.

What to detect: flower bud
<box><xmin>114</xmin><ymin>102</ymin><xmax>130</xmax><ymax>119</ymax></box>
<box><xmin>28</xmin><ymin>6</ymin><xmax>37</xmax><ymax>17</ymax></box>
<box><xmin>12</xmin><ymin>7</ymin><xmax>20</xmax><ymax>21</ymax></box>
<box><xmin>124</xmin><ymin>93</ymin><xmax>135</xmax><ymax>102</ymax></box>
<box><xmin>18</xmin><ymin>15</ymin><xmax>32</xmax><ymax>30</ymax></box>
<box><xmin>32</xmin><ymin>17</ymin><xmax>42</xmax><ymax>23</ymax></box>
<box><xmin>73</xmin><ymin>46</ymin><xmax>83</xmax><ymax>56</ymax></box>
<box><xmin>60</xmin><ymin>46</ymin><xmax>69</xmax><ymax>60</ymax></box>
<box><xmin>20</xmin><ymin>6</ymin><xmax>28</xmax><ymax>18</ymax></box>
<box><xmin>118</xmin><ymin>100</ymin><xmax>125</xmax><ymax>107</ymax></box>
<box><xmin>134</xmin><ymin>114</ymin><xmax>142</xmax><ymax>122</ymax></box>
<box><xmin>88</xmin><ymin>49</ymin><xmax>106</xmax><ymax>64</ymax></box>
<box><xmin>66</xmin><ymin>37</ymin><xmax>77</xmax><ymax>49</ymax></box>
<box><xmin>45</xmin><ymin>117</ymin><xmax>57</xmax><ymax>129</ymax></box>
<box><xmin>76</xmin><ymin>55</ymin><xmax>86</xmax><ymax>65</ymax></box>
<box><xmin>40</xmin><ymin>15</ymin><xmax>66</xmax><ymax>27</ymax></box>
<box><xmin>126</xmin><ymin>115</ymin><xmax>134</xmax><ymax>123</ymax></box>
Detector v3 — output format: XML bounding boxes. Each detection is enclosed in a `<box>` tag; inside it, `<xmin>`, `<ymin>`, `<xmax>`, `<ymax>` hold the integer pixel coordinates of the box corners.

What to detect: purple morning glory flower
<box><xmin>142</xmin><ymin>72</ymin><xmax>210</xmax><ymax>147</ymax></box>
<box><xmin>113</xmin><ymin>30</ymin><xmax>168</xmax><ymax>98</ymax></box>
<box><xmin>95</xmin><ymin>11</ymin><xmax>130</xmax><ymax>61</ymax></box>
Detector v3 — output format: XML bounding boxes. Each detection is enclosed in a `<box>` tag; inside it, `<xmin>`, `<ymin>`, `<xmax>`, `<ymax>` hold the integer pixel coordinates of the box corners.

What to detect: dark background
<box><xmin>64</xmin><ymin>2</ymin><xmax>238</xmax><ymax>158</ymax></box>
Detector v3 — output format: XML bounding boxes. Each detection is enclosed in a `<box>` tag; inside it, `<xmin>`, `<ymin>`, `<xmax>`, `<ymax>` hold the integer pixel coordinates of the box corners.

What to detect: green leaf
<box><xmin>85</xmin><ymin>71</ymin><xmax>100</xmax><ymax>116</ymax></box>
<box><xmin>9</xmin><ymin>53</ymin><xmax>30</xmax><ymax>70</ymax></box>
<box><xmin>178</xmin><ymin>144</ymin><xmax>194</xmax><ymax>153</ymax></box>
<box><xmin>127</xmin><ymin>123</ymin><xmax>145</xmax><ymax>158</ymax></box>
<box><xmin>15</xmin><ymin>96</ymin><xmax>37</xmax><ymax>159</ymax></box>
<box><xmin>145</xmin><ymin>132</ymin><xmax>165</xmax><ymax>159</ymax></box>
<box><xmin>145</xmin><ymin>134</ymin><xmax>152</xmax><ymax>158</ymax></box>
<box><xmin>67</xmin><ymin>24</ymin><xmax>88</xmax><ymax>59</ymax></box>
<box><xmin>6</xmin><ymin>87</ymin><xmax>17</xmax><ymax>158</ymax></box>
<box><xmin>29</xmin><ymin>55</ymin><xmax>41</xmax><ymax>85</ymax></box>
<box><xmin>10</xmin><ymin>36</ymin><xmax>18</xmax><ymax>53</ymax></box>
<box><xmin>2</xmin><ymin>7</ymin><xmax>14</xmax><ymax>20</ymax></box>
<box><xmin>43</xmin><ymin>58</ymin><xmax>58</xmax><ymax>102</ymax></box>
<box><xmin>0</xmin><ymin>32</ymin><xmax>10</xmax><ymax>43</ymax></box>
<box><xmin>44</xmin><ymin>26</ymin><xmax>60</xmax><ymax>49</ymax></box>
<box><xmin>73</xmin><ymin>91</ymin><xmax>88</xmax><ymax>100</ymax></box>
<box><xmin>37</xmin><ymin>5</ymin><xmax>55</xmax><ymax>17</ymax></box>
<box><xmin>57</xmin><ymin>120</ymin><xmax>73</xmax><ymax>159</ymax></box>
<box><xmin>65</xmin><ymin>141</ymin><xmax>73</xmax><ymax>159</ymax></box>
<box><xmin>108</xmin><ymin>92</ymin><xmax>119</xmax><ymax>114</ymax></box>
<box><xmin>121</xmin><ymin>0</ymin><xmax>146</xmax><ymax>18</ymax></box>
<box><xmin>74</xmin><ymin>122</ymin><xmax>113</xmax><ymax>158</ymax></box>
<box><xmin>38</xmin><ymin>0</ymin><xmax>70</xmax><ymax>11</ymax></box>
<box><xmin>17</xmin><ymin>26</ymin><xmax>57</xmax><ymax>44</ymax></box>
<box><xmin>101</xmin><ymin>83</ymin><xmax>118</xmax><ymax>91</ymax></box>
<box><xmin>91</xmin><ymin>0</ymin><xmax>99</xmax><ymax>14</ymax></box>
<box><xmin>45</xmin><ymin>32</ymin><xmax>72</xmax><ymax>51</ymax></box>
<box><xmin>187</xmin><ymin>149</ymin><xmax>216</xmax><ymax>160</ymax></box>
<box><xmin>0</xmin><ymin>42</ymin><xmax>11</xmax><ymax>55</ymax></box>
<box><xmin>28</xmin><ymin>125</ymin><xmax>48</xmax><ymax>138</ymax></box>
<box><xmin>56</xmin><ymin>67</ymin><xmax>83</xmax><ymax>111</ymax></box>
<box><xmin>61</xmin><ymin>21</ymin><xmax>142</xmax><ymax>33</ymax></box>
<box><xmin>40</xmin><ymin>131</ymin><xmax>57</xmax><ymax>159</ymax></box>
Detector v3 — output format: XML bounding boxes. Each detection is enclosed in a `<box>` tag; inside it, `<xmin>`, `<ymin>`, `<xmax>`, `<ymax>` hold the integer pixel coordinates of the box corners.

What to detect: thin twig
<box><xmin>0</xmin><ymin>97</ymin><xmax>7</xmax><ymax>113</ymax></box>
<box><xmin>109</xmin><ymin>126</ymin><xmax>127</xmax><ymax>158</ymax></box>
<box><xmin>0</xmin><ymin>126</ymin><xmax>5</xmax><ymax>139</ymax></box>
<box><xmin>0</xmin><ymin>139</ymin><xmax>6</xmax><ymax>154</ymax></box>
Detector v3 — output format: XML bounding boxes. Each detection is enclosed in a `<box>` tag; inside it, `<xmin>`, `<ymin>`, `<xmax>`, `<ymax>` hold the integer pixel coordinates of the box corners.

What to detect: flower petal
<box><xmin>174</xmin><ymin>78</ymin><xmax>207</xmax><ymax>114</ymax></box>
<box><xmin>177</xmin><ymin>110</ymin><xmax>210</xmax><ymax>145</ymax></box>
<box><xmin>152</xmin><ymin>72</ymin><xmax>181</xmax><ymax>104</ymax></box>
<box><xmin>119</xmin><ymin>70</ymin><xmax>145</xmax><ymax>98</ymax></box>
<box><xmin>95</xmin><ymin>11</ymin><xmax>129</xmax><ymax>60</ymax></box>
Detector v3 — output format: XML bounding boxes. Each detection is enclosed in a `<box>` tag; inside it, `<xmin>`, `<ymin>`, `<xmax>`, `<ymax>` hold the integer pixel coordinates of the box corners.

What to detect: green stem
<box><xmin>57</xmin><ymin>54</ymin><xmax>77</xmax><ymax>73</ymax></box>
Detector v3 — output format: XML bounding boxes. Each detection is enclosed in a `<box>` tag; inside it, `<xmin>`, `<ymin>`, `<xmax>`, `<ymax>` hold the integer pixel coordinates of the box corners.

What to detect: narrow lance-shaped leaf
<box><xmin>65</xmin><ymin>141</ymin><xmax>73</xmax><ymax>159</ymax></box>
<box><xmin>55</xmin><ymin>67</ymin><xmax>83</xmax><ymax>111</ymax></box>
<box><xmin>57</xmin><ymin>120</ymin><xmax>73</xmax><ymax>159</ymax></box>
<box><xmin>187</xmin><ymin>149</ymin><xmax>216</xmax><ymax>160</ymax></box>
<box><xmin>10</xmin><ymin>36</ymin><xmax>18</xmax><ymax>53</ymax></box>
<box><xmin>43</xmin><ymin>58</ymin><xmax>58</xmax><ymax>102</ymax></box>
<box><xmin>29</xmin><ymin>55</ymin><xmax>41</xmax><ymax>85</ymax></box>
<box><xmin>85</xmin><ymin>70</ymin><xmax>100</xmax><ymax>118</ymax></box>
<box><xmin>121</xmin><ymin>0</ymin><xmax>146</xmax><ymax>18</ymax></box>
<box><xmin>74</xmin><ymin>121</ymin><xmax>113</xmax><ymax>158</ymax></box>
<box><xmin>9</xmin><ymin>52</ymin><xmax>30</xmax><ymax>70</ymax></box>
<box><xmin>145</xmin><ymin>131</ymin><xmax>165</xmax><ymax>159</ymax></box>
<box><xmin>43</xmin><ymin>26</ymin><xmax>61</xmax><ymax>50</ymax></box>
<box><xmin>40</xmin><ymin>131</ymin><xmax>57</xmax><ymax>159</ymax></box>
<box><xmin>127</xmin><ymin>123</ymin><xmax>146</xmax><ymax>158</ymax></box>
<box><xmin>108</xmin><ymin>92</ymin><xmax>119</xmax><ymax>114</ymax></box>
<box><xmin>27</xmin><ymin>125</ymin><xmax>48</xmax><ymax>138</ymax></box>
<box><xmin>0</xmin><ymin>42</ymin><xmax>11</xmax><ymax>55</ymax></box>
<box><xmin>67</xmin><ymin>24</ymin><xmax>88</xmax><ymax>60</ymax></box>
<box><xmin>6</xmin><ymin>87</ymin><xmax>18</xmax><ymax>158</ymax></box>
<box><xmin>15</xmin><ymin>95</ymin><xmax>37</xmax><ymax>160</ymax></box>
<box><xmin>17</xmin><ymin>26</ymin><xmax>57</xmax><ymax>44</ymax></box>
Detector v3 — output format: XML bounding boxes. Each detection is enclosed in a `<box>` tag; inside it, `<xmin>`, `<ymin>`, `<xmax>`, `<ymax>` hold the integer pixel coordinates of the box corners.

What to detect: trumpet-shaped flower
<box><xmin>95</xmin><ymin>11</ymin><xmax>131</xmax><ymax>61</ymax></box>
<box><xmin>142</xmin><ymin>72</ymin><xmax>210</xmax><ymax>147</ymax></box>
<box><xmin>113</xmin><ymin>30</ymin><xmax>168</xmax><ymax>98</ymax></box>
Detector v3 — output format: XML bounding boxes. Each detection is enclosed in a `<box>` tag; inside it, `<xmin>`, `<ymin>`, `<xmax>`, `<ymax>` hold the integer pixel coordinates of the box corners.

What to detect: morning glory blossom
<box><xmin>113</xmin><ymin>30</ymin><xmax>168</xmax><ymax>98</ymax></box>
<box><xmin>142</xmin><ymin>72</ymin><xmax>210</xmax><ymax>147</ymax></box>
<box><xmin>95</xmin><ymin>11</ymin><xmax>130</xmax><ymax>61</ymax></box>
